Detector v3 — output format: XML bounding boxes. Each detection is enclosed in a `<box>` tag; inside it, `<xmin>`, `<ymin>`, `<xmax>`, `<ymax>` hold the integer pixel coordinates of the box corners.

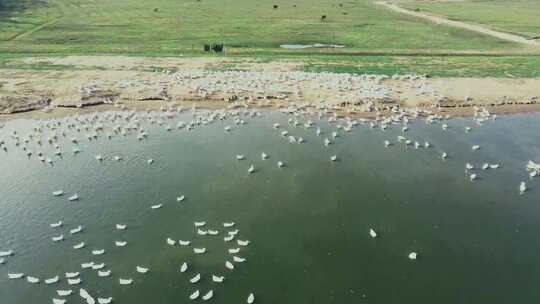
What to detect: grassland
<box><xmin>302</xmin><ymin>55</ymin><xmax>540</xmax><ymax>78</ymax></box>
<box><xmin>0</xmin><ymin>0</ymin><xmax>532</xmax><ymax>55</ymax></box>
<box><xmin>399</xmin><ymin>0</ymin><xmax>540</xmax><ymax>39</ymax></box>
<box><xmin>1</xmin><ymin>53</ymin><xmax>539</xmax><ymax>78</ymax></box>
<box><xmin>0</xmin><ymin>0</ymin><xmax>540</xmax><ymax>78</ymax></box>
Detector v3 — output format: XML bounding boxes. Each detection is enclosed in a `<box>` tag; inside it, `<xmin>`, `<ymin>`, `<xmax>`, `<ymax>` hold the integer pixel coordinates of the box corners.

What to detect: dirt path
<box><xmin>8</xmin><ymin>16</ymin><xmax>62</xmax><ymax>41</ymax></box>
<box><xmin>7</xmin><ymin>0</ymin><xmax>63</xmax><ymax>41</ymax></box>
<box><xmin>375</xmin><ymin>1</ymin><xmax>540</xmax><ymax>47</ymax></box>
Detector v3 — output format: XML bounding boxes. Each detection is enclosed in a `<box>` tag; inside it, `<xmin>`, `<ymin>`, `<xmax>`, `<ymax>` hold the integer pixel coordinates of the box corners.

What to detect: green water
<box><xmin>1</xmin><ymin>110</ymin><xmax>540</xmax><ymax>304</ymax></box>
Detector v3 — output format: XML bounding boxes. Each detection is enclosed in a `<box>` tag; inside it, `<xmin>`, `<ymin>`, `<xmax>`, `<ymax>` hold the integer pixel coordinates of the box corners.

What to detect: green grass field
<box><xmin>0</xmin><ymin>0</ymin><xmax>530</xmax><ymax>55</ymax></box>
<box><xmin>399</xmin><ymin>0</ymin><xmax>540</xmax><ymax>39</ymax></box>
<box><xmin>1</xmin><ymin>0</ymin><xmax>540</xmax><ymax>77</ymax></box>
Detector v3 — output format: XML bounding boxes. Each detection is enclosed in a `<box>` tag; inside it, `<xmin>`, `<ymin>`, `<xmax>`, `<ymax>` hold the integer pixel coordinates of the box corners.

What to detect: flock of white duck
<box><xmin>0</xmin><ymin>100</ymin><xmax>538</xmax><ymax>303</ymax></box>
<box><xmin>2</xmin><ymin>200</ymin><xmax>256</xmax><ymax>304</ymax></box>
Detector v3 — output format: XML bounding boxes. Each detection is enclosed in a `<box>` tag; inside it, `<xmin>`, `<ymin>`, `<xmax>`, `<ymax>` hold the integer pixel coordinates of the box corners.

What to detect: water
<box><xmin>279</xmin><ymin>44</ymin><xmax>346</xmax><ymax>49</ymax></box>
<box><xmin>1</xmin><ymin>110</ymin><xmax>540</xmax><ymax>303</ymax></box>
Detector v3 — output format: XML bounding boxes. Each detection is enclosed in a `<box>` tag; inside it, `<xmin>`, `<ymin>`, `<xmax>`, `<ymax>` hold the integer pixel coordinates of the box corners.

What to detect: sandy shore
<box><xmin>4</xmin><ymin>99</ymin><xmax>540</xmax><ymax>123</ymax></box>
<box><xmin>1</xmin><ymin>56</ymin><xmax>539</xmax><ymax>120</ymax></box>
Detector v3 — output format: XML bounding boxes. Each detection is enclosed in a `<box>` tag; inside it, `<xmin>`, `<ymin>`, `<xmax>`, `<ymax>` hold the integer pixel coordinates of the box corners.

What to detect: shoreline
<box><xmin>3</xmin><ymin>99</ymin><xmax>540</xmax><ymax>123</ymax></box>
<box><xmin>1</xmin><ymin>56</ymin><xmax>540</xmax><ymax>122</ymax></box>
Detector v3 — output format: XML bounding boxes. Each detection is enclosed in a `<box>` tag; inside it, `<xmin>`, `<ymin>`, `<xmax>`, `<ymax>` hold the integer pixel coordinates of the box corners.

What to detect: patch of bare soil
<box><xmin>17</xmin><ymin>56</ymin><xmax>302</xmax><ymax>72</ymax></box>
<box><xmin>1</xmin><ymin>56</ymin><xmax>539</xmax><ymax>120</ymax></box>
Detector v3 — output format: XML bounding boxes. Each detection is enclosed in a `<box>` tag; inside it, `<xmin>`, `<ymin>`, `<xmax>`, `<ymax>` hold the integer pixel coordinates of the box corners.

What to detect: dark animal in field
<box><xmin>321</xmin><ymin>15</ymin><xmax>327</xmax><ymax>22</ymax></box>
<box><xmin>273</xmin><ymin>5</ymin><xmax>278</xmax><ymax>9</ymax></box>
<box><xmin>153</xmin><ymin>7</ymin><xmax>158</xmax><ymax>12</ymax></box>
<box><xmin>212</xmin><ymin>44</ymin><xmax>224</xmax><ymax>52</ymax></box>
<box><xmin>204</xmin><ymin>44</ymin><xmax>223</xmax><ymax>52</ymax></box>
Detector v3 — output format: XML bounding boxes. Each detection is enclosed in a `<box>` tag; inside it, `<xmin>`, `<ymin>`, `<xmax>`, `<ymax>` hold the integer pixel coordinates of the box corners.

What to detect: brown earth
<box><xmin>1</xmin><ymin>56</ymin><xmax>539</xmax><ymax>120</ymax></box>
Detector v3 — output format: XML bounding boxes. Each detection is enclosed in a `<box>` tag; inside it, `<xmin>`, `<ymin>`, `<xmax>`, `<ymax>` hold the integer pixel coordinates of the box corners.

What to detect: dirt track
<box><xmin>375</xmin><ymin>1</ymin><xmax>540</xmax><ymax>47</ymax></box>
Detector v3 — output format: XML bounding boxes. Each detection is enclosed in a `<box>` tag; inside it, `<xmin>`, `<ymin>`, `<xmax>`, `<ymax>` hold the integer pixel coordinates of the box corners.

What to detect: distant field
<box><xmin>399</xmin><ymin>0</ymin><xmax>540</xmax><ymax>39</ymax></box>
<box><xmin>303</xmin><ymin>55</ymin><xmax>540</xmax><ymax>78</ymax></box>
<box><xmin>1</xmin><ymin>54</ymin><xmax>539</xmax><ymax>78</ymax></box>
<box><xmin>1</xmin><ymin>0</ymin><xmax>540</xmax><ymax>78</ymax></box>
<box><xmin>0</xmin><ymin>0</ymin><xmax>530</xmax><ymax>56</ymax></box>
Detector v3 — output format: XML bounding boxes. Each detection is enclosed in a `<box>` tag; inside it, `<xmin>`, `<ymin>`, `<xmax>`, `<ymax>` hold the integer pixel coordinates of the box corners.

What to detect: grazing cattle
<box><xmin>321</xmin><ymin>15</ymin><xmax>327</xmax><ymax>22</ymax></box>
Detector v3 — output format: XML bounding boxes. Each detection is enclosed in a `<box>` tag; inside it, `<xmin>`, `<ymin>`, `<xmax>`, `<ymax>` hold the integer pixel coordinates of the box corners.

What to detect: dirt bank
<box><xmin>1</xmin><ymin>56</ymin><xmax>539</xmax><ymax>120</ymax></box>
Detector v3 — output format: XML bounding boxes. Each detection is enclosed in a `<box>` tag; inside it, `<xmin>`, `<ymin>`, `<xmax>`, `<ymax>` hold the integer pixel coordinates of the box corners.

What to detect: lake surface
<box><xmin>1</xmin><ymin>109</ymin><xmax>540</xmax><ymax>304</ymax></box>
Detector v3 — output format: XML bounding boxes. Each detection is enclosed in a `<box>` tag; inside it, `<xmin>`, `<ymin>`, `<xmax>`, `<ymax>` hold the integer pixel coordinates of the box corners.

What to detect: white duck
<box><xmin>98</xmin><ymin>297</ymin><xmax>113</xmax><ymax>304</ymax></box>
<box><xmin>151</xmin><ymin>203</ymin><xmax>162</xmax><ymax>209</ymax></box>
<box><xmin>92</xmin><ymin>249</ymin><xmax>105</xmax><ymax>255</ymax></box>
<box><xmin>237</xmin><ymin>239</ymin><xmax>250</xmax><ymax>246</ymax></box>
<box><xmin>193</xmin><ymin>248</ymin><xmax>206</xmax><ymax>254</ymax></box>
<box><xmin>45</xmin><ymin>276</ymin><xmax>59</xmax><ymax>284</ymax></box>
<box><xmin>247</xmin><ymin>293</ymin><xmax>255</xmax><ymax>304</ymax></box>
<box><xmin>70</xmin><ymin>226</ymin><xmax>82</xmax><ymax>234</ymax></box>
<box><xmin>202</xmin><ymin>290</ymin><xmax>214</xmax><ymax>301</ymax></box>
<box><xmin>228</xmin><ymin>248</ymin><xmax>241</xmax><ymax>254</ymax></box>
<box><xmin>189</xmin><ymin>290</ymin><xmax>200</xmax><ymax>300</ymax></box>
<box><xmin>118</xmin><ymin>278</ymin><xmax>133</xmax><ymax>285</ymax></box>
<box><xmin>73</xmin><ymin>242</ymin><xmax>85</xmax><ymax>250</ymax></box>
<box><xmin>57</xmin><ymin>290</ymin><xmax>73</xmax><ymax>296</ymax></box>
<box><xmin>520</xmin><ymin>181</ymin><xmax>527</xmax><ymax>195</ymax></box>
<box><xmin>50</xmin><ymin>221</ymin><xmax>63</xmax><ymax>228</ymax></box>
<box><xmin>26</xmin><ymin>276</ymin><xmax>40</xmax><ymax>284</ymax></box>
<box><xmin>180</xmin><ymin>262</ymin><xmax>188</xmax><ymax>273</ymax></box>
<box><xmin>115</xmin><ymin>241</ymin><xmax>127</xmax><ymax>247</ymax></box>
<box><xmin>8</xmin><ymin>273</ymin><xmax>24</xmax><ymax>279</ymax></box>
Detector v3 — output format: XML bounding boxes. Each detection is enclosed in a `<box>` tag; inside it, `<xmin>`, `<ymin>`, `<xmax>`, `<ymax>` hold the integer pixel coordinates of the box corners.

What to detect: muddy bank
<box><xmin>1</xmin><ymin>56</ymin><xmax>539</xmax><ymax>118</ymax></box>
